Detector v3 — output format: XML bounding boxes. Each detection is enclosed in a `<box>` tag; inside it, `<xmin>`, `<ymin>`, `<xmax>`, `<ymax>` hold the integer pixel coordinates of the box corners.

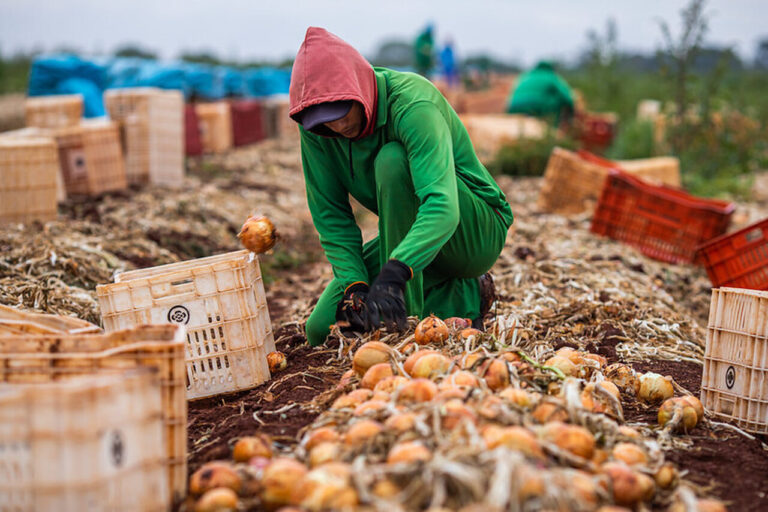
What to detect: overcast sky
<box><xmin>0</xmin><ymin>0</ymin><xmax>765</xmax><ymax>65</ymax></box>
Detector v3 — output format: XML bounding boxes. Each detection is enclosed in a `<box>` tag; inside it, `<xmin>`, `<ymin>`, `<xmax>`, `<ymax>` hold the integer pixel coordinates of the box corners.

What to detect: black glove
<box><xmin>335</xmin><ymin>282</ymin><xmax>369</xmax><ymax>334</ymax></box>
<box><xmin>365</xmin><ymin>260</ymin><xmax>411</xmax><ymax>332</ymax></box>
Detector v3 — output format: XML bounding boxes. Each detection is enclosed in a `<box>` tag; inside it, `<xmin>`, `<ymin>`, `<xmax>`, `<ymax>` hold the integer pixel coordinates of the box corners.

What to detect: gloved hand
<box><xmin>365</xmin><ymin>260</ymin><xmax>412</xmax><ymax>332</ymax></box>
<box><xmin>335</xmin><ymin>282</ymin><xmax>369</xmax><ymax>334</ymax></box>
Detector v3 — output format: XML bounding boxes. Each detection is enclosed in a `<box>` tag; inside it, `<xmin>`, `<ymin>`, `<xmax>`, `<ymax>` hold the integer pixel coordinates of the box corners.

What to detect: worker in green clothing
<box><xmin>507</xmin><ymin>61</ymin><xmax>575</xmax><ymax>125</ymax></box>
<box><xmin>413</xmin><ymin>24</ymin><xmax>435</xmax><ymax>77</ymax></box>
<box><xmin>288</xmin><ymin>27</ymin><xmax>514</xmax><ymax>346</ymax></box>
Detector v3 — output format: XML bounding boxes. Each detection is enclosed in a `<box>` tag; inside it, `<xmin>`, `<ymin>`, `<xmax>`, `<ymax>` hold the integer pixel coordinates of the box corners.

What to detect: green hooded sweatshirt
<box><xmin>507</xmin><ymin>61</ymin><xmax>575</xmax><ymax>123</ymax></box>
<box><xmin>288</xmin><ymin>27</ymin><xmax>513</xmax><ymax>291</ymax></box>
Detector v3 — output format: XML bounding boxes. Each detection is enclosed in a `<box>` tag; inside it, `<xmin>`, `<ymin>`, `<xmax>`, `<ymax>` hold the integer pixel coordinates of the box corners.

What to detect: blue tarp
<box><xmin>184</xmin><ymin>64</ymin><xmax>225</xmax><ymax>100</ymax></box>
<box><xmin>28</xmin><ymin>55</ymin><xmax>108</xmax><ymax>117</ymax></box>
<box><xmin>244</xmin><ymin>68</ymin><xmax>291</xmax><ymax>98</ymax></box>
<box><xmin>219</xmin><ymin>67</ymin><xmax>245</xmax><ymax>97</ymax></box>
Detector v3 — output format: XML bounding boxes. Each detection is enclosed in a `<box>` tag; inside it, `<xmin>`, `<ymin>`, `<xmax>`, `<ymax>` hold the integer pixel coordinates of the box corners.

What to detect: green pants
<box><xmin>305</xmin><ymin>142</ymin><xmax>508</xmax><ymax>346</ymax></box>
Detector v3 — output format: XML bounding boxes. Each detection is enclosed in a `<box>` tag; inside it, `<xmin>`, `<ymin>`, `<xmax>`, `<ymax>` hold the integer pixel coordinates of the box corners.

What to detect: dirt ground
<box><xmin>2</xmin><ymin>94</ymin><xmax>768</xmax><ymax>510</ymax></box>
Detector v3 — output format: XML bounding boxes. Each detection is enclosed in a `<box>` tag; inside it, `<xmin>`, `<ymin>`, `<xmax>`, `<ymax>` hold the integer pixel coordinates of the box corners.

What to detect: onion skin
<box><xmin>189</xmin><ymin>462</ymin><xmax>242</xmax><ymax>495</ymax></box>
<box><xmin>602</xmin><ymin>462</ymin><xmax>655</xmax><ymax>506</ymax></box>
<box><xmin>498</xmin><ymin>388</ymin><xmax>532</xmax><ymax>408</ymax></box>
<box><xmin>482</xmin><ymin>358</ymin><xmax>510</xmax><ymax>391</ymax></box>
<box><xmin>658</xmin><ymin>397</ymin><xmax>698</xmax><ymax>432</ymax></box>
<box><xmin>410</xmin><ymin>352</ymin><xmax>451</xmax><ymax>380</ymax></box>
<box><xmin>308</xmin><ymin>442</ymin><xmax>341</xmax><ymax>468</ymax></box>
<box><xmin>441</xmin><ymin>399</ymin><xmax>478</xmax><ymax>430</ymax></box>
<box><xmin>195</xmin><ymin>487</ymin><xmax>239</xmax><ymax>512</ymax></box>
<box><xmin>385</xmin><ymin>412</ymin><xmax>418</xmax><ymax>433</ymax></box>
<box><xmin>373</xmin><ymin>375</ymin><xmax>408</xmax><ymax>394</ymax></box>
<box><xmin>404</xmin><ymin>349</ymin><xmax>440</xmax><ymax>376</ymax></box>
<box><xmin>611</xmin><ymin>443</ymin><xmax>647</xmax><ymax>466</ymax></box>
<box><xmin>360</xmin><ymin>363</ymin><xmax>394</xmax><ymax>389</ymax></box>
<box><xmin>352</xmin><ymin>342</ymin><xmax>393</xmax><ymax>376</ymax></box>
<box><xmin>544</xmin><ymin>355</ymin><xmax>578</xmax><ymax>377</ymax></box>
<box><xmin>238</xmin><ymin>215</ymin><xmax>277</xmax><ymax>254</ymax></box>
<box><xmin>414</xmin><ymin>316</ymin><xmax>450</xmax><ymax>345</ymax></box>
<box><xmin>232</xmin><ymin>435</ymin><xmax>272</xmax><ymax>462</ymax></box>
<box><xmin>444</xmin><ymin>317</ymin><xmax>472</xmax><ymax>330</ymax></box>
<box><xmin>637</xmin><ymin>372</ymin><xmax>674</xmax><ymax>403</ymax></box>
<box><xmin>397</xmin><ymin>378</ymin><xmax>438</xmax><ymax>403</ymax></box>
<box><xmin>344</xmin><ymin>420</ymin><xmax>384</xmax><ymax>447</ymax></box>
<box><xmin>267</xmin><ymin>351</ymin><xmax>287</xmax><ymax>373</ymax></box>
<box><xmin>532</xmin><ymin>401</ymin><xmax>569</xmax><ymax>423</ymax></box>
<box><xmin>292</xmin><ymin>462</ymin><xmax>358</xmax><ymax>511</ymax></box>
<box><xmin>605</xmin><ymin>363</ymin><xmax>638</xmax><ymax>394</ymax></box>
<box><xmin>482</xmin><ymin>425</ymin><xmax>544</xmax><ymax>459</ymax></box>
<box><xmin>387</xmin><ymin>441</ymin><xmax>432</xmax><ymax>464</ymax></box>
<box><xmin>331</xmin><ymin>389</ymin><xmax>372</xmax><ymax>410</ymax></box>
<box><xmin>261</xmin><ymin>458</ymin><xmax>308</xmax><ymax>509</ymax></box>
<box><xmin>680</xmin><ymin>394</ymin><xmax>705</xmax><ymax>421</ymax></box>
<box><xmin>353</xmin><ymin>399</ymin><xmax>388</xmax><ymax>416</ymax></box>
<box><xmin>304</xmin><ymin>427</ymin><xmax>340</xmax><ymax>452</ymax></box>
<box><xmin>653</xmin><ymin>463</ymin><xmax>678</xmax><ymax>489</ymax></box>
<box><xmin>540</xmin><ymin>422</ymin><xmax>595</xmax><ymax>460</ymax></box>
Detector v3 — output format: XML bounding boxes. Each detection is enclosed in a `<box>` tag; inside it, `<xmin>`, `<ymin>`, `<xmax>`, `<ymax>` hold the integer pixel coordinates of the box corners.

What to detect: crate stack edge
<box><xmin>701</xmin><ymin>287</ymin><xmax>768</xmax><ymax>434</ymax></box>
<box><xmin>97</xmin><ymin>250</ymin><xmax>275</xmax><ymax>400</ymax></box>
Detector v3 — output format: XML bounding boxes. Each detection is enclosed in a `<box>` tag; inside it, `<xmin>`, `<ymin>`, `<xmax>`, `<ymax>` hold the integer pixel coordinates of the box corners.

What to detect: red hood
<box><xmin>289</xmin><ymin>27</ymin><xmax>378</xmax><ymax>139</ymax></box>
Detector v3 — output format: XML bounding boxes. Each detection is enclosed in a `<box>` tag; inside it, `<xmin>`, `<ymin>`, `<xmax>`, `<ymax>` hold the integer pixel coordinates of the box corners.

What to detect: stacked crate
<box><xmin>195</xmin><ymin>102</ymin><xmax>233</xmax><ymax>153</ymax></box>
<box><xmin>24</xmin><ymin>94</ymin><xmax>83</xmax><ymax>129</ymax></box>
<box><xmin>230</xmin><ymin>99</ymin><xmax>266</xmax><ymax>147</ymax></box>
<box><xmin>97</xmin><ymin>250</ymin><xmax>275</xmax><ymax>400</ymax></box>
<box><xmin>184</xmin><ymin>104</ymin><xmax>203</xmax><ymax>156</ymax></box>
<box><xmin>104</xmin><ymin>88</ymin><xmax>184</xmax><ymax>187</ymax></box>
<box><xmin>263</xmin><ymin>96</ymin><xmax>297</xmax><ymax>139</ymax></box>
<box><xmin>0</xmin><ymin>304</ymin><xmax>100</xmax><ymax>335</ymax></box>
<box><xmin>0</xmin><ymin>369</ymin><xmax>169</xmax><ymax>511</ymax></box>
<box><xmin>0</xmin><ymin>136</ymin><xmax>59</xmax><ymax>224</ymax></box>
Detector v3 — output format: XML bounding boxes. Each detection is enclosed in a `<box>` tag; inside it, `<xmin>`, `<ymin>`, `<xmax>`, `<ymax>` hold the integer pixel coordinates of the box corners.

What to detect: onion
<box><xmin>605</xmin><ymin>363</ymin><xmax>638</xmax><ymax>394</ymax></box>
<box><xmin>344</xmin><ymin>420</ymin><xmax>384</xmax><ymax>447</ymax></box>
<box><xmin>237</xmin><ymin>215</ymin><xmax>277</xmax><ymax>254</ymax></box>
<box><xmin>459</xmin><ymin>327</ymin><xmax>483</xmax><ymax>340</ymax></box>
<box><xmin>352</xmin><ymin>342</ymin><xmax>393</xmax><ymax>376</ymax></box>
<box><xmin>582</xmin><ymin>352</ymin><xmax>607</xmax><ymax>368</ymax></box>
<box><xmin>443</xmin><ymin>370</ymin><xmax>479</xmax><ymax>388</ymax></box>
<box><xmin>444</xmin><ymin>317</ymin><xmax>472</xmax><ymax>330</ymax></box>
<box><xmin>591</xmin><ymin>448</ymin><xmax>609</xmax><ymax>465</ymax></box>
<box><xmin>353</xmin><ymin>399</ymin><xmax>388</xmax><ymax>416</ymax></box>
<box><xmin>500</xmin><ymin>351</ymin><xmax>521</xmax><ymax>363</ymax></box>
<box><xmin>653</xmin><ymin>463</ymin><xmax>678</xmax><ymax>489</ymax></box>
<box><xmin>482</xmin><ymin>358</ymin><xmax>510</xmax><ymax>391</ymax></box>
<box><xmin>517</xmin><ymin>465</ymin><xmax>545</xmax><ymax>501</ymax></box>
<box><xmin>397</xmin><ymin>378</ymin><xmax>438</xmax><ymax>403</ymax></box>
<box><xmin>372</xmin><ymin>479</ymin><xmax>400</xmax><ymax>499</ymax></box>
<box><xmin>414</xmin><ymin>316</ymin><xmax>450</xmax><ymax>345</ymax></box>
<box><xmin>482</xmin><ymin>425</ymin><xmax>543</xmax><ymax>459</ymax></box>
<box><xmin>617</xmin><ymin>426</ymin><xmax>641</xmax><ymax>440</ymax></box>
<box><xmin>559</xmin><ymin>470</ymin><xmax>599</xmax><ymax>508</ymax></box>
<box><xmin>532</xmin><ymin>402</ymin><xmax>569</xmax><ymax>423</ymax></box>
<box><xmin>680</xmin><ymin>394</ymin><xmax>704</xmax><ymax>421</ymax></box>
<box><xmin>331</xmin><ymin>389</ymin><xmax>373</xmax><ymax>409</ymax></box>
<box><xmin>498</xmin><ymin>388</ymin><xmax>532</xmax><ymax>408</ymax></box>
<box><xmin>195</xmin><ymin>487</ymin><xmax>239</xmax><ymax>512</ymax></box>
<box><xmin>540</xmin><ymin>422</ymin><xmax>595</xmax><ymax>460</ymax></box>
<box><xmin>387</xmin><ymin>441</ymin><xmax>432</xmax><ymax>464</ymax></box>
<box><xmin>544</xmin><ymin>355</ymin><xmax>578</xmax><ymax>377</ymax></box>
<box><xmin>385</xmin><ymin>412</ymin><xmax>418</xmax><ymax>433</ymax></box>
<box><xmin>189</xmin><ymin>461</ymin><xmax>242</xmax><ymax>495</ymax></box>
<box><xmin>260</xmin><ymin>458</ymin><xmax>307</xmax><ymax>509</ymax></box>
<box><xmin>292</xmin><ymin>462</ymin><xmax>358</xmax><ymax>511</ymax></box>
<box><xmin>459</xmin><ymin>352</ymin><xmax>484</xmax><ymax>370</ymax></box>
<box><xmin>437</xmin><ymin>385</ymin><xmax>467</xmax><ymax>400</ymax></box>
<box><xmin>441</xmin><ymin>399</ymin><xmax>477</xmax><ymax>430</ymax></box>
<box><xmin>232</xmin><ymin>434</ymin><xmax>272</xmax><ymax>462</ymax></box>
<box><xmin>580</xmin><ymin>381</ymin><xmax>622</xmax><ymax>418</ymax></box>
<box><xmin>336</xmin><ymin>369</ymin><xmax>357</xmax><ymax>390</ymax></box>
<box><xmin>555</xmin><ymin>347</ymin><xmax>584</xmax><ymax>365</ymax></box>
<box><xmin>371</xmin><ymin>390</ymin><xmax>390</xmax><ymax>401</ymax></box>
<box><xmin>266</xmin><ymin>351</ymin><xmax>287</xmax><ymax>374</ymax></box>
<box><xmin>304</xmin><ymin>428</ymin><xmax>340</xmax><ymax>451</ymax></box>
<box><xmin>612</xmin><ymin>443</ymin><xmax>647</xmax><ymax>466</ymax></box>
<box><xmin>404</xmin><ymin>349</ymin><xmax>441</xmax><ymax>376</ymax></box>
<box><xmin>307</xmin><ymin>442</ymin><xmax>341</xmax><ymax>468</ymax></box>
<box><xmin>637</xmin><ymin>372</ymin><xmax>674</xmax><ymax>403</ymax></box>
<box><xmin>477</xmin><ymin>395</ymin><xmax>503</xmax><ymax>420</ymax></box>
<box><xmin>410</xmin><ymin>352</ymin><xmax>451</xmax><ymax>379</ymax></box>
<box><xmin>658</xmin><ymin>397</ymin><xmax>698</xmax><ymax>432</ymax></box>
<box><xmin>373</xmin><ymin>375</ymin><xmax>409</xmax><ymax>394</ymax></box>
<box><xmin>602</xmin><ymin>462</ymin><xmax>655</xmax><ymax>506</ymax></box>
<box><xmin>360</xmin><ymin>363</ymin><xmax>394</xmax><ymax>390</ymax></box>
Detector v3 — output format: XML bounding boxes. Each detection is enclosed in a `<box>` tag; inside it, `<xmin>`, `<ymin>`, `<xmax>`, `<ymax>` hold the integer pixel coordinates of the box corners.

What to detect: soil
<box><xmin>187</xmin><ymin>324</ymin><xmax>349</xmax><ymax>471</ymax></box>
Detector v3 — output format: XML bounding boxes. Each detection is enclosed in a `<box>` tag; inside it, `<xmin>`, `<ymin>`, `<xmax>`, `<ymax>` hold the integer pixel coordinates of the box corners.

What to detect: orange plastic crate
<box><xmin>590</xmin><ymin>170</ymin><xmax>734</xmax><ymax>264</ymax></box>
<box><xmin>697</xmin><ymin>217</ymin><xmax>768</xmax><ymax>290</ymax></box>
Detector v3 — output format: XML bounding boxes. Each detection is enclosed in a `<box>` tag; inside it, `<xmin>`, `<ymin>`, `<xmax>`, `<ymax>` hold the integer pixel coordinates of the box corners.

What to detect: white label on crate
<box><xmin>725</xmin><ymin>366</ymin><xmax>736</xmax><ymax>389</ymax></box>
<box><xmin>167</xmin><ymin>305</ymin><xmax>191</xmax><ymax>324</ymax></box>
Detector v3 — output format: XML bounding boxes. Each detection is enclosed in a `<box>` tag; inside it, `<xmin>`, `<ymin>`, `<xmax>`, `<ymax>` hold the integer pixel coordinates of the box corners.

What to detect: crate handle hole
<box><xmin>171</xmin><ymin>279</ymin><xmax>194</xmax><ymax>287</ymax></box>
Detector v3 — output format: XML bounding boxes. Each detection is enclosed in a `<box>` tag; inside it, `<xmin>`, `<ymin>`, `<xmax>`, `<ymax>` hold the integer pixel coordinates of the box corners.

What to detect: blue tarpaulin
<box><xmin>219</xmin><ymin>67</ymin><xmax>245</xmax><ymax>97</ymax></box>
<box><xmin>28</xmin><ymin>55</ymin><xmax>107</xmax><ymax>117</ymax></box>
<box><xmin>244</xmin><ymin>68</ymin><xmax>291</xmax><ymax>98</ymax></box>
<box><xmin>184</xmin><ymin>64</ymin><xmax>225</xmax><ymax>100</ymax></box>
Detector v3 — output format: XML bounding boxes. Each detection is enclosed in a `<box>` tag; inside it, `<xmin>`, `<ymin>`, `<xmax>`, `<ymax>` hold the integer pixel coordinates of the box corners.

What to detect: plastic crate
<box><xmin>0</xmin><ymin>324</ymin><xmax>187</xmax><ymax>502</ymax></box>
<box><xmin>195</xmin><ymin>102</ymin><xmax>233</xmax><ymax>153</ymax></box>
<box><xmin>0</xmin><ymin>368</ymin><xmax>168</xmax><ymax>511</ymax></box>
<box><xmin>45</xmin><ymin>118</ymin><xmax>128</xmax><ymax>197</ymax></box>
<box><xmin>231</xmin><ymin>99</ymin><xmax>266</xmax><ymax>147</ymax></box>
<box><xmin>104</xmin><ymin>88</ymin><xmax>184</xmax><ymax>187</ymax></box>
<box><xmin>0</xmin><ymin>304</ymin><xmax>101</xmax><ymax>335</ymax></box>
<box><xmin>263</xmin><ymin>96</ymin><xmax>297</xmax><ymax>139</ymax></box>
<box><xmin>590</xmin><ymin>170</ymin><xmax>734</xmax><ymax>264</ymax></box>
<box><xmin>24</xmin><ymin>94</ymin><xmax>83</xmax><ymax>129</ymax></box>
<box><xmin>0</xmin><ymin>137</ymin><xmax>59</xmax><ymax>225</ymax></box>
<box><xmin>97</xmin><ymin>250</ymin><xmax>275</xmax><ymax>400</ymax></box>
<box><xmin>184</xmin><ymin>104</ymin><xmax>203</xmax><ymax>156</ymax></box>
<box><xmin>697</xmin><ymin>218</ymin><xmax>768</xmax><ymax>290</ymax></box>
<box><xmin>575</xmin><ymin>111</ymin><xmax>617</xmax><ymax>152</ymax></box>
<box><xmin>537</xmin><ymin>147</ymin><xmax>682</xmax><ymax>214</ymax></box>
<box><xmin>701</xmin><ymin>287</ymin><xmax>768</xmax><ymax>434</ymax></box>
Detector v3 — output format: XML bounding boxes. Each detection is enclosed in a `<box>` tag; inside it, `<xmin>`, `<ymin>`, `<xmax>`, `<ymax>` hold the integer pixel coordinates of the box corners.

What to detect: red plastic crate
<box><xmin>590</xmin><ymin>170</ymin><xmax>734</xmax><ymax>264</ymax></box>
<box><xmin>184</xmin><ymin>104</ymin><xmax>203</xmax><ymax>156</ymax></box>
<box><xmin>575</xmin><ymin>112</ymin><xmax>617</xmax><ymax>153</ymax></box>
<box><xmin>697</xmin><ymin>218</ymin><xmax>768</xmax><ymax>289</ymax></box>
<box><xmin>230</xmin><ymin>99</ymin><xmax>266</xmax><ymax>147</ymax></box>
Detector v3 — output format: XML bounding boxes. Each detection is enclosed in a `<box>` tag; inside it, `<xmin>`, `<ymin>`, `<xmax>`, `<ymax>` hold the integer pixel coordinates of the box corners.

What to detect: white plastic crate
<box><xmin>0</xmin><ymin>369</ymin><xmax>168</xmax><ymax>512</ymax></box>
<box><xmin>97</xmin><ymin>250</ymin><xmax>275</xmax><ymax>400</ymax></box>
<box><xmin>25</xmin><ymin>94</ymin><xmax>83</xmax><ymax>129</ymax></box>
<box><xmin>701</xmin><ymin>287</ymin><xmax>768</xmax><ymax>433</ymax></box>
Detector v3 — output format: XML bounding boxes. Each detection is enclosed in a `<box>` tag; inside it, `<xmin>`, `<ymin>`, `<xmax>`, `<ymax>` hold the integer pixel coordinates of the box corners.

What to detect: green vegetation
<box><xmin>488</xmin><ymin>130</ymin><xmax>577</xmax><ymax>177</ymax></box>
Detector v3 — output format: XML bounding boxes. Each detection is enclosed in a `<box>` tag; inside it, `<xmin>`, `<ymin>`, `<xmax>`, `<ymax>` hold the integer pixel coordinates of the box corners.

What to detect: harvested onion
<box><xmin>344</xmin><ymin>420</ymin><xmax>384</xmax><ymax>446</ymax></box>
<box><xmin>414</xmin><ymin>316</ymin><xmax>450</xmax><ymax>345</ymax></box>
<box><xmin>482</xmin><ymin>425</ymin><xmax>543</xmax><ymax>459</ymax></box>
<box><xmin>397</xmin><ymin>378</ymin><xmax>438</xmax><ymax>403</ymax></box>
<box><xmin>352</xmin><ymin>342</ymin><xmax>393</xmax><ymax>376</ymax></box>
<box><xmin>410</xmin><ymin>352</ymin><xmax>451</xmax><ymax>379</ymax></box>
<box><xmin>237</xmin><ymin>215</ymin><xmax>277</xmax><ymax>254</ymax></box>
<box><xmin>360</xmin><ymin>363</ymin><xmax>394</xmax><ymax>389</ymax></box>
<box><xmin>303</xmin><ymin>427</ymin><xmax>340</xmax><ymax>451</ymax></box>
<box><xmin>267</xmin><ymin>351</ymin><xmax>287</xmax><ymax>373</ymax></box>
<box><xmin>292</xmin><ymin>462</ymin><xmax>358</xmax><ymax>511</ymax></box>
<box><xmin>444</xmin><ymin>317</ymin><xmax>472</xmax><ymax>330</ymax></box>
<box><xmin>195</xmin><ymin>487</ymin><xmax>239</xmax><ymax>512</ymax></box>
<box><xmin>232</xmin><ymin>434</ymin><xmax>272</xmax><ymax>462</ymax></box>
<box><xmin>308</xmin><ymin>442</ymin><xmax>341</xmax><ymax>468</ymax></box>
<box><xmin>611</xmin><ymin>443</ymin><xmax>647</xmax><ymax>466</ymax></box>
<box><xmin>540</xmin><ymin>421</ymin><xmax>595</xmax><ymax>460</ymax></box>
<box><xmin>261</xmin><ymin>458</ymin><xmax>308</xmax><ymax>509</ymax></box>
<box><xmin>189</xmin><ymin>461</ymin><xmax>242</xmax><ymax>495</ymax></box>
<box><xmin>658</xmin><ymin>397</ymin><xmax>699</xmax><ymax>432</ymax></box>
<box><xmin>637</xmin><ymin>372</ymin><xmax>674</xmax><ymax>403</ymax></box>
<box><xmin>602</xmin><ymin>462</ymin><xmax>655</xmax><ymax>506</ymax></box>
<box><xmin>387</xmin><ymin>441</ymin><xmax>432</xmax><ymax>464</ymax></box>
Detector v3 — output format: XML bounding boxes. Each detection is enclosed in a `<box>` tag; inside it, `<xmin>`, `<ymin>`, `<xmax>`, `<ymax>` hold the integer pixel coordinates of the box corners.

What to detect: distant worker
<box><xmin>440</xmin><ymin>38</ymin><xmax>458</xmax><ymax>88</ymax></box>
<box><xmin>414</xmin><ymin>24</ymin><xmax>435</xmax><ymax>76</ymax></box>
<box><xmin>507</xmin><ymin>61</ymin><xmax>575</xmax><ymax>125</ymax></box>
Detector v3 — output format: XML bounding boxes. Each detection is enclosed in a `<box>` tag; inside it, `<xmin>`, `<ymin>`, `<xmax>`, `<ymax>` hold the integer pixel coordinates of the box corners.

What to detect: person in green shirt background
<box><xmin>288</xmin><ymin>27</ymin><xmax>514</xmax><ymax>346</ymax></box>
<box><xmin>507</xmin><ymin>60</ymin><xmax>575</xmax><ymax>125</ymax></box>
<box><xmin>413</xmin><ymin>24</ymin><xmax>435</xmax><ymax>77</ymax></box>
